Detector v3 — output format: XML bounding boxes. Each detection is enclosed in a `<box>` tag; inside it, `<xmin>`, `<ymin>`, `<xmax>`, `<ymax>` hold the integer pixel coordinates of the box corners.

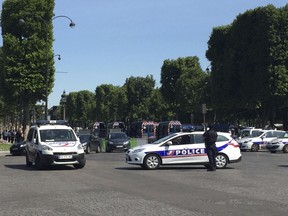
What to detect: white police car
<box><xmin>126</xmin><ymin>131</ymin><xmax>241</xmax><ymax>170</ymax></box>
<box><xmin>25</xmin><ymin>120</ymin><xmax>86</xmax><ymax>169</ymax></box>
<box><xmin>238</xmin><ymin>130</ymin><xmax>285</xmax><ymax>152</ymax></box>
<box><xmin>266</xmin><ymin>131</ymin><xmax>288</xmax><ymax>153</ymax></box>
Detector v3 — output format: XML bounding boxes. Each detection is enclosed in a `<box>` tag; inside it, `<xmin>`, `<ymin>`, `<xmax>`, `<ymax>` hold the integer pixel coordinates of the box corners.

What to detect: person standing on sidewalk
<box><xmin>203</xmin><ymin>124</ymin><xmax>218</xmax><ymax>171</ymax></box>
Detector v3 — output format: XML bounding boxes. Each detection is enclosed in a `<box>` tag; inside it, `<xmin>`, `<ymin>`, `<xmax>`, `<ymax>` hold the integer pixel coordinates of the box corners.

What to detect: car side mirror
<box><xmin>166</xmin><ymin>141</ymin><xmax>172</xmax><ymax>146</ymax></box>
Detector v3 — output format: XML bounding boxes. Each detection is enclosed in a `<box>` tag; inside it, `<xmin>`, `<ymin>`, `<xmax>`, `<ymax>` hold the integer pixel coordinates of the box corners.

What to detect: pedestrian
<box><xmin>203</xmin><ymin>123</ymin><xmax>218</xmax><ymax>171</ymax></box>
<box><xmin>15</xmin><ymin>128</ymin><xmax>23</xmax><ymax>143</ymax></box>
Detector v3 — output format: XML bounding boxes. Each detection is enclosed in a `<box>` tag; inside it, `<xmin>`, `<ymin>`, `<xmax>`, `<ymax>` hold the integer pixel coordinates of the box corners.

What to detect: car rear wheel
<box><xmin>143</xmin><ymin>154</ymin><xmax>160</xmax><ymax>170</ymax></box>
<box><xmin>283</xmin><ymin>145</ymin><xmax>288</xmax><ymax>153</ymax></box>
<box><xmin>251</xmin><ymin>144</ymin><xmax>259</xmax><ymax>152</ymax></box>
<box><xmin>26</xmin><ymin>153</ymin><xmax>33</xmax><ymax>167</ymax></box>
<box><xmin>215</xmin><ymin>154</ymin><xmax>228</xmax><ymax>169</ymax></box>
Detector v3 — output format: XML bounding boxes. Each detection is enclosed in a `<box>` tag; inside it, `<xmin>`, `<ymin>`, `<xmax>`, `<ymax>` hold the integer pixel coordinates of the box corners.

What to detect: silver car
<box><xmin>266</xmin><ymin>131</ymin><xmax>288</xmax><ymax>153</ymax></box>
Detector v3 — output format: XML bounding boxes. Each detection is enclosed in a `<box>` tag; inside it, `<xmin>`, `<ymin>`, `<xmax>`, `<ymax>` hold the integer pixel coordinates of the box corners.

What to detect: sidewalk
<box><xmin>0</xmin><ymin>151</ymin><xmax>10</xmax><ymax>156</ymax></box>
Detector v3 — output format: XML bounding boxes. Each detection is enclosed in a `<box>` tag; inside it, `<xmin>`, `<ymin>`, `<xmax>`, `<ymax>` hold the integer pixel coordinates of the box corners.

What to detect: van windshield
<box><xmin>40</xmin><ymin>129</ymin><xmax>77</xmax><ymax>142</ymax></box>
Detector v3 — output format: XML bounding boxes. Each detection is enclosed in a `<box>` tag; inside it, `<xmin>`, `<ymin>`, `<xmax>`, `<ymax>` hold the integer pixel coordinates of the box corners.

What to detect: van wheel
<box><xmin>215</xmin><ymin>154</ymin><xmax>228</xmax><ymax>169</ymax></box>
<box><xmin>26</xmin><ymin>153</ymin><xmax>33</xmax><ymax>167</ymax></box>
<box><xmin>283</xmin><ymin>145</ymin><xmax>288</xmax><ymax>153</ymax></box>
<box><xmin>251</xmin><ymin>144</ymin><xmax>259</xmax><ymax>152</ymax></box>
<box><xmin>74</xmin><ymin>158</ymin><xmax>86</xmax><ymax>169</ymax></box>
<box><xmin>35</xmin><ymin>155</ymin><xmax>44</xmax><ymax>170</ymax></box>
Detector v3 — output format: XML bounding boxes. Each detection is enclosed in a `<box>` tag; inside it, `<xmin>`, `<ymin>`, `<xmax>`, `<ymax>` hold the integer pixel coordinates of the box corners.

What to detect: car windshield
<box><xmin>110</xmin><ymin>133</ymin><xmax>127</xmax><ymax>139</ymax></box>
<box><xmin>153</xmin><ymin>133</ymin><xmax>179</xmax><ymax>144</ymax></box>
<box><xmin>79</xmin><ymin>135</ymin><xmax>90</xmax><ymax>143</ymax></box>
<box><xmin>40</xmin><ymin>129</ymin><xmax>77</xmax><ymax>142</ymax></box>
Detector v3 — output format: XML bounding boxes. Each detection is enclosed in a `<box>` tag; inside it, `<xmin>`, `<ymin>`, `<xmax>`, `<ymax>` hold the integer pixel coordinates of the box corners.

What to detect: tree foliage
<box><xmin>1</xmin><ymin>0</ymin><xmax>55</xmax><ymax>134</ymax></box>
<box><xmin>206</xmin><ymin>4</ymin><xmax>288</xmax><ymax>126</ymax></box>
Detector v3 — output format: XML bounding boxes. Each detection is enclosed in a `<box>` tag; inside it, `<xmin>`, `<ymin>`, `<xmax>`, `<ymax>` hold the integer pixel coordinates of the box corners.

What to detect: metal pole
<box><xmin>45</xmin><ymin>30</ymin><xmax>49</xmax><ymax>120</ymax></box>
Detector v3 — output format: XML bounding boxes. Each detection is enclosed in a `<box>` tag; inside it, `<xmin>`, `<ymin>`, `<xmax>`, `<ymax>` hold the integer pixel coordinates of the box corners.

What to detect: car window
<box><xmin>251</xmin><ymin>130</ymin><xmax>264</xmax><ymax>137</ymax></box>
<box><xmin>217</xmin><ymin>135</ymin><xmax>229</xmax><ymax>142</ymax></box>
<box><xmin>265</xmin><ymin>131</ymin><xmax>273</xmax><ymax>138</ymax></box>
<box><xmin>191</xmin><ymin>134</ymin><xmax>204</xmax><ymax>144</ymax></box>
<box><xmin>27</xmin><ymin>128</ymin><xmax>34</xmax><ymax>142</ymax></box>
<box><xmin>170</xmin><ymin>135</ymin><xmax>191</xmax><ymax>145</ymax></box>
<box><xmin>283</xmin><ymin>132</ymin><xmax>288</xmax><ymax>138</ymax></box>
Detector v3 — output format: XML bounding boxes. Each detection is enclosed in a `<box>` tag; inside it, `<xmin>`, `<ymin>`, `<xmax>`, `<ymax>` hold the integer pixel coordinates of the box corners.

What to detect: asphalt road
<box><xmin>0</xmin><ymin>151</ymin><xmax>287</xmax><ymax>216</ymax></box>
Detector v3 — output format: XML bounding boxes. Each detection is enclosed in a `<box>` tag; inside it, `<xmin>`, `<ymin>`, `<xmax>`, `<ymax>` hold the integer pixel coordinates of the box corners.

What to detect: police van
<box><xmin>126</xmin><ymin>131</ymin><xmax>241</xmax><ymax>170</ymax></box>
<box><xmin>25</xmin><ymin>120</ymin><xmax>86</xmax><ymax>169</ymax></box>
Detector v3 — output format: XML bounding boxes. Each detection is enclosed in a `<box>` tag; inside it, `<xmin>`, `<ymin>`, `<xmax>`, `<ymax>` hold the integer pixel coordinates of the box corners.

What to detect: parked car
<box><xmin>266</xmin><ymin>131</ymin><xmax>288</xmax><ymax>153</ymax></box>
<box><xmin>238</xmin><ymin>130</ymin><xmax>286</xmax><ymax>152</ymax></box>
<box><xmin>79</xmin><ymin>133</ymin><xmax>101</xmax><ymax>154</ymax></box>
<box><xmin>10</xmin><ymin>141</ymin><xmax>26</xmax><ymax>156</ymax></box>
<box><xmin>106</xmin><ymin>132</ymin><xmax>130</xmax><ymax>152</ymax></box>
<box><xmin>126</xmin><ymin>131</ymin><xmax>242</xmax><ymax>170</ymax></box>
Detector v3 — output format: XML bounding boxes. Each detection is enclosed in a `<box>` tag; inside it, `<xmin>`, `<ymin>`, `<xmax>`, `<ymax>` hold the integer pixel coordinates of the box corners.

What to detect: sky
<box><xmin>1</xmin><ymin>0</ymin><xmax>287</xmax><ymax>108</ymax></box>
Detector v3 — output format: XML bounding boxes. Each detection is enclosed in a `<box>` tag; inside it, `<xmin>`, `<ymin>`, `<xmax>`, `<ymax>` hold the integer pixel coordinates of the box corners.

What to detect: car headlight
<box><xmin>42</xmin><ymin>145</ymin><xmax>53</xmax><ymax>151</ymax></box>
<box><xmin>124</xmin><ymin>141</ymin><xmax>129</xmax><ymax>145</ymax></box>
<box><xmin>109</xmin><ymin>141</ymin><xmax>114</xmax><ymax>144</ymax></box>
<box><xmin>132</xmin><ymin>148</ymin><xmax>145</xmax><ymax>153</ymax></box>
<box><xmin>78</xmin><ymin>144</ymin><xmax>83</xmax><ymax>150</ymax></box>
<box><xmin>20</xmin><ymin>144</ymin><xmax>26</xmax><ymax>148</ymax></box>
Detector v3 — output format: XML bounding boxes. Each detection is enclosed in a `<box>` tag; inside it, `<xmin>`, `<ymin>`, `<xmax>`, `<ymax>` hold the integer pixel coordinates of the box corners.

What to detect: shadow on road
<box><xmin>4</xmin><ymin>164</ymin><xmax>76</xmax><ymax>171</ymax></box>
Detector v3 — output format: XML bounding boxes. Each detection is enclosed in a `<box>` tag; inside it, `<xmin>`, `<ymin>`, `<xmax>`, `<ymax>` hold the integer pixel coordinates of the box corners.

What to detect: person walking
<box><xmin>203</xmin><ymin>124</ymin><xmax>218</xmax><ymax>171</ymax></box>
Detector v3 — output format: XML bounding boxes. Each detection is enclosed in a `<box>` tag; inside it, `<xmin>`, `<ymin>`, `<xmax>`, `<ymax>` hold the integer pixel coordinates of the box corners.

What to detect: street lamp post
<box><xmin>60</xmin><ymin>90</ymin><xmax>67</xmax><ymax>120</ymax></box>
<box><xmin>20</xmin><ymin>15</ymin><xmax>75</xmax><ymax>120</ymax></box>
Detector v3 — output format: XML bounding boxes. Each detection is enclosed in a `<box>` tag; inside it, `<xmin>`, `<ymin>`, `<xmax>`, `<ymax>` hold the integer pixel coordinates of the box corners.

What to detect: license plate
<box><xmin>58</xmin><ymin>155</ymin><xmax>73</xmax><ymax>159</ymax></box>
<box><xmin>117</xmin><ymin>145</ymin><xmax>123</xmax><ymax>148</ymax></box>
<box><xmin>13</xmin><ymin>148</ymin><xmax>18</xmax><ymax>150</ymax></box>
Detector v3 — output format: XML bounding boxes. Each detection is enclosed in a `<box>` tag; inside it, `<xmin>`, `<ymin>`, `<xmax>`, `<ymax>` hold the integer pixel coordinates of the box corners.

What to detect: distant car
<box><xmin>126</xmin><ymin>131</ymin><xmax>242</xmax><ymax>170</ymax></box>
<box><xmin>79</xmin><ymin>133</ymin><xmax>101</xmax><ymax>154</ymax></box>
<box><xmin>106</xmin><ymin>132</ymin><xmax>130</xmax><ymax>152</ymax></box>
<box><xmin>10</xmin><ymin>141</ymin><xmax>26</xmax><ymax>156</ymax></box>
<box><xmin>238</xmin><ymin>130</ymin><xmax>285</xmax><ymax>152</ymax></box>
<box><xmin>266</xmin><ymin>131</ymin><xmax>288</xmax><ymax>153</ymax></box>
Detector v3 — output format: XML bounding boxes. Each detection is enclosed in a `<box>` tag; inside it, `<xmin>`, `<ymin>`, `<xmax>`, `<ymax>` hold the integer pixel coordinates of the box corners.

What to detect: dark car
<box><xmin>10</xmin><ymin>141</ymin><xmax>26</xmax><ymax>156</ymax></box>
<box><xmin>79</xmin><ymin>134</ymin><xmax>101</xmax><ymax>154</ymax></box>
<box><xmin>106</xmin><ymin>132</ymin><xmax>130</xmax><ymax>152</ymax></box>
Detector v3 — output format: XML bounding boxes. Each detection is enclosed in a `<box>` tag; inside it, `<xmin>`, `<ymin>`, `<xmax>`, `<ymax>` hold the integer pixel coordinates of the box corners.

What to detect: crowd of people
<box><xmin>0</xmin><ymin>128</ymin><xmax>23</xmax><ymax>143</ymax></box>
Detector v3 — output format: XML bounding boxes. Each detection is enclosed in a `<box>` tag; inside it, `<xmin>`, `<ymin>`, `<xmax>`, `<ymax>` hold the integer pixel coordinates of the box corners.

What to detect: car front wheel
<box><xmin>74</xmin><ymin>158</ymin><xmax>86</xmax><ymax>169</ymax></box>
<box><xmin>251</xmin><ymin>144</ymin><xmax>259</xmax><ymax>152</ymax></box>
<box><xmin>283</xmin><ymin>145</ymin><xmax>288</xmax><ymax>153</ymax></box>
<box><xmin>143</xmin><ymin>154</ymin><xmax>160</xmax><ymax>170</ymax></box>
<box><xmin>35</xmin><ymin>155</ymin><xmax>44</xmax><ymax>170</ymax></box>
<box><xmin>215</xmin><ymin>154</ymin><xmax>228</xmax><ymax>169</ymax></box>
<box><xmin>26</xmin><ymin>153</ymin><xmax>33</xmax><ymax>167</ymax></box>
<box><xmin>86</xmin><ymin>145</ymin><xmax>91</xmax><ymax>154</ymax></box>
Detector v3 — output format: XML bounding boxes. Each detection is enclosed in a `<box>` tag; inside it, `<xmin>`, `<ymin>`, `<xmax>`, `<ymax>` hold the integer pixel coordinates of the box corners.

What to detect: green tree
<box><xmin>124</xmin><ymin>75</ymin><xmax>155</xmax><ymax>121</ymax></box>
<box><xmin>160</xmin><ymin>56</ymin><xmax>206</xmax><ymax>121</ymax></box>
<box><xmin>1</xmin><ymin>0</ymin><xmax>55</xmax><ymax>135</ymax></box>
<box><xmin>95</xmin><ymin>84</ymin><xmax>124</xmax><ymax>122</ymax></box>
<box><xmin>206</xmin><ymin>4</ymin><xmax>288</xmax><ymax>127</ymax></box>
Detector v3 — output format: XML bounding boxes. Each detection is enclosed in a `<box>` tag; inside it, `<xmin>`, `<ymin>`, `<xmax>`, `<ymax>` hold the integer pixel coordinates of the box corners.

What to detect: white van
<box><xmin>25</xmin><ymin>120</ymin><xmax>86</xmax><ymax>169</ymax></box>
